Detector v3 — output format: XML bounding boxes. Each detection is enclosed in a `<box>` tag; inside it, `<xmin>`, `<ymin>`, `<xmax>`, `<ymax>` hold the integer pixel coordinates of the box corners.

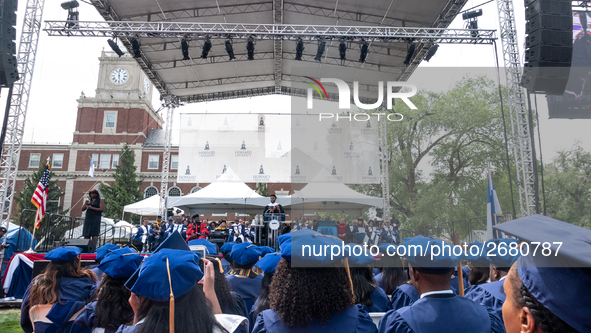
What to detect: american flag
<box><xmin>31</xmin><ymin>162</ymin><xmax>51</xmax><ymax>229</ymax></box>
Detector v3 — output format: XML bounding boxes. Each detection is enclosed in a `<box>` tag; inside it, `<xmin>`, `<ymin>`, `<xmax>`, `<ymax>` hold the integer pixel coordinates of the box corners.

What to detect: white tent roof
<box><xmin>166</xmin><ymin>167</ymin><xmax>269</xmax><ymax>214</ymax></box>
<box><xmin>123</xmin><ymin>194</ymin><xmax>161</xmax><ymax>216</ymax></box>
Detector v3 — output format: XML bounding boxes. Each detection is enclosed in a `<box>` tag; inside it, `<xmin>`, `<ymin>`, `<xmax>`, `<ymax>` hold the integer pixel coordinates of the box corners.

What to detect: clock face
<box><xmin>143</xmin><ymin>76</ymin><xmax>150</xmax><ymax>93</ymax></box>
<box><xmin>110</xmin><ymin>68</ymin><xmax>129</xmax><ymax>85</ymax></box>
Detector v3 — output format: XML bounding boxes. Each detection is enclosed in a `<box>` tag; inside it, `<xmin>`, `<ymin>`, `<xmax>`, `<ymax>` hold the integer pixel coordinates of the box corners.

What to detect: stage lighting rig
<box><xmin>201</xmin><ymin>36</ymin><xmax>212</xmax><ymax>59</ymax></box>
<box><xmin>339</xmin><ymin>39</ymin><xmax>347</xmax><ymax>63</ymax></box>
<box><xmin>359</xmin><ymin>39</ymin><xmax>369</xmax><ymax>63</ymax></box>
<box><xmin>247</xmin><ymin>36</ymin><xmax>255</xmax><ymax>60</ymax></box>
<box><xmin>314</xmin><ymin>37</ymin><xmax>326</xmax><ymax>62</ymax></box>
<box><xmin>295</xmin><ymin>37</ymin><xmax>304</xmax><ymax>60</ymax></box>
<box><xmin>61</xmin><ymin>0</ymin><xmax>79</xmax><ymax>29</ymax></box>
<box><xmin>403</xmin><ymin>42</ymin><xmax>415</xmax><ymax>66</ymax></box>
<box><xmin>462</xmin><ymin>9</ymin><xmax>482</xmax><ymax>38</ymax></box>
<box><xmin>424</xmin><ymin>43</ymin><xmax>439</xmax><ymax>62</ymax></box>
<box><xmin>131</xmin><ymin>36</ymin><xmax>141</xmax><ymax>58</ymax></box>
<box><xmin>107</xmin><ymin>38</ymin><xmax>124</xmax><ymax>57</ymax></box>
<box><xmin>181</xmin><ymin>39</ymin><xmax>190</xmax><ymax>60</ymax></box>
<box><xmin>225</xmin><ymin>38</ymin><xmax>236</xmax><ymax>60</ymax></box>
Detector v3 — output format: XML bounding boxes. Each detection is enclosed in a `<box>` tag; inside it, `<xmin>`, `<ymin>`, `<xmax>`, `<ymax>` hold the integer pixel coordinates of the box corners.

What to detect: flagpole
<box><xmin>24</xmin><ymin>224</ymin><xmax>36</xmax><ymax>253</ymax></box>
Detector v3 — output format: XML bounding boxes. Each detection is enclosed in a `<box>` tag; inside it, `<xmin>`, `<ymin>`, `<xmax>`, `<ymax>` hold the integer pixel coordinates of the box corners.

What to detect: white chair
<box><xmin>370</xmin><ymin>312</ymin><xmax>386</xmax><ymax>327</ymax></box>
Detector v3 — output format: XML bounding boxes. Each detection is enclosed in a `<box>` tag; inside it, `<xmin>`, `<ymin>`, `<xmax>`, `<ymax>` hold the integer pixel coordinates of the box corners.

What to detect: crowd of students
<box><xmin>19</xmin><ymin>214</ymin><xmax>591</xmax><ymax>333</ymax></box>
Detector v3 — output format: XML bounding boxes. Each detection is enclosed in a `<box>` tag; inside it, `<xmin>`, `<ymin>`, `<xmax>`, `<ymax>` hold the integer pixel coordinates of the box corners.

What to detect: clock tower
<box><xmin>73</xmin><ymin>50</ymin><xmax>163</xmax><ymax>145</ymax></box>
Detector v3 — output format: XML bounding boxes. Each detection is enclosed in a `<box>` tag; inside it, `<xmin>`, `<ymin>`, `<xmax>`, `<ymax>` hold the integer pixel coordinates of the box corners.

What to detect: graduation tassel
<box><xmin>344</xmin><ymin>257</ymin><xmax>356</xmax><ymax>303</ymax></box>
<box><xmin>166</xmin><ymin>258</ymin><xmax>175</xmax><ymax>333</ymax></box>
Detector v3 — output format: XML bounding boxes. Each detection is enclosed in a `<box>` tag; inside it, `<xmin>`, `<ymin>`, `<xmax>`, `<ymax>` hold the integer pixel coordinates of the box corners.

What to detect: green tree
<box><xmin>544</xmin><ymin>142</ymin><xmax>591</xmax><ymax>229</ymax></box>
<box><xmin>100</xmin><ymin>144</ymin><xmax>142</xmax><ymax>223</ymax></box>
<box><xmin>255</xmin><ymin>183</ymin><xmax>269</xmax><ymax>197</ymax></box>
<box><xmin>14</xmin><ymin>159</ymin><xmax>65</xmax><ymax>231</ymax></box>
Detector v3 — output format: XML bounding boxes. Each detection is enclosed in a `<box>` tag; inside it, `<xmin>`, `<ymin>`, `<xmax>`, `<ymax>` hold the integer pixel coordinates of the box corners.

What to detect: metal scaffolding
<box><xmin>0</xmin><ymin>0</ymin><xmax>46</xmax><ymax>262</ymax></box>
<box><xmin>159</xmin><ymin>99</ymin><xmax>176</xmax><ymax>219</ymax></box>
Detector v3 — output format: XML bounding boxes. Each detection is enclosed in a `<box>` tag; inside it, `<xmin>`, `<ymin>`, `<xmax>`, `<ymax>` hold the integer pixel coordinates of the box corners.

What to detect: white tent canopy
<box><xmin>166</xmin><ymin>168</ymin><xmax>269</xmax><ymax>215</ymax></box>
<box><xmin>123</xmin><ymin>194</ymin><xmax>160</xmax><ymax>216</ymax></box>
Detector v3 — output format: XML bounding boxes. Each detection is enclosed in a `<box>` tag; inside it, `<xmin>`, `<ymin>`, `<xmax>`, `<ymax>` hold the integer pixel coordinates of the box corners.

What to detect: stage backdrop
<box><xmin>177</xmin><ymin>113</ymin><xmax>380</xmax><ymax>183</ymax></box>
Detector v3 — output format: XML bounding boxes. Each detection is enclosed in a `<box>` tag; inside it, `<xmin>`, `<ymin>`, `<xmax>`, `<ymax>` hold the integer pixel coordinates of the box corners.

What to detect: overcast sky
<box><xmin>1</xmin><ymin>0</ymin><xmax>589</xmax><ymax>165</ymax></box>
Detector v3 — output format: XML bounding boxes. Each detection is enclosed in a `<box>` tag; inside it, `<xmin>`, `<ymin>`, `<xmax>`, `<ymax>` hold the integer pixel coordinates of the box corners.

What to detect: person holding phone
<box><xmin>82</xmin><ymin>189</ymin><xmax>104</xmax><ymax>248</ymax></box>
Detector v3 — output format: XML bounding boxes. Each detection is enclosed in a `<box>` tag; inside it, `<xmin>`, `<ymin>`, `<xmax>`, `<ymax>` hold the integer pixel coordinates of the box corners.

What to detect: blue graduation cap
<box><xmin>258</xmin><ymin>246</ymin><xmax>275</xmax><ymax>257</ymax></box>
<box><xmin>95</xmin><ymin>243</ymin><xmax>120</xmax><ymax>263</ymax></box>
<box><xmin>45</xmin><ymin>247</ymin><xmax>82</xmax><ymax>262</ymax></box>
<box><xmin>255</xmin><ymin>252</ymin><xmax>282</xmax><ymax>274</ymax></box>
<box><xmin>220</xmin><ymin>241</ymin><xmax>236</xmax><ymax>255</ymax></box>
<box><xmin>464</xmin><ymin>241</ymin><xmax>489</xmax><ymax>265</ymax></box>
<box><xmin>229</xmin><ymin>243</ymin><xmax>262</xmax><ymax>266</ymax></box>
<box><xmin>280</xmin><ymin>228</ymin><xmax>346</xmax><ymax>266</ymax></box>
<box><xmin>346</xmin><ymin>243</ymin><xmax>376</xmax><ymax>266</ymax></box>
<box><xmin>378</xmin><ymin>243</ymin><xmax>397</xmax><ymax>254</ymax></box>
<box><xmin>494</xmin><ymin>214</ymin><xmax>591</xmax><ymax>333</ymax></box>
<box><xmin>400</xmin><ymin>236</ymin><xmax>461</xmax><ymax>270</ymax></box>
<box><xmin>167</xmin><ymin>217</ymin><xmax>173</xmax><ymax>222</ymax></box>
<box><xmin>188</xmin><ymin>239</ymin><xmax>217</xmax><ymax>255</ymax></box>
<box><xmin>153</xmin><ymin>231</ymin><xmax>190</xmax><ymax>253</ymax></box>
<box><xmin>484</xmin><ymin>238</ymin><xmax>520</xmax><ymax>268</ymax></box>
<box><xmin>98</xmin><ymin>247</ymin><xmax>144</xmax><ymax>278</ymax></box>
<box><xmin>126</xmin><ymin>249</ymin><xmax>203</xmax><ymax>302</ymax></box>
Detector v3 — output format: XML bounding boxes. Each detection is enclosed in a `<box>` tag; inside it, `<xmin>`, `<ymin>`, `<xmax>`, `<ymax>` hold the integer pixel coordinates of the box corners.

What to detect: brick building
<box><xmin>15</xmin><ymin>51</ymin><xmax>292</xmax><ymax>221</ymax></box>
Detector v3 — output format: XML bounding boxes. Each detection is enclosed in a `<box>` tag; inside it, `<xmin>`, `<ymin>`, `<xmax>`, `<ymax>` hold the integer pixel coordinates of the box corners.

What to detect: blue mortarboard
<box><xmin>255</xmin><ymin>253</ymin><xmax>282</xmax><ymax>274</ymax></box>
<box><xmin>280</xmin><ymin>228</ymin><xmax>346</xmax><ymax>266</ymax></box>
<box><xmin>157</xmin><ymin>215</ymin><xmax>162</xmax><ymax>218</ymax></box>
<box><xmin>220</xmin><ymin>242</ymin><xmax>236</xmax><ymax>255</ymax></box>
<box><xmin>400</xmin><ymin>236</ymin><xmax>461</xmax><ymax>270</ymax></box>
<box><xmin>346</xmin><ymin>243</ymin><xmax>376</xmax><ymax>266</ymax></box>
<box><xmin>485</xmin><ymin>238</ymin><xmax>520</xmax><ymax>267</ymax></box>
<box><xmin>45</xmin><ymin>247</ymin><xmax>82</xmax><ymax>262</ymax></box>
<box><xmin>127</xmin><ymin>249</ymin><xmax>203</xmax><ymax>302</ymax></box>
<box><xmin>168</xmin><ymin>217</ymin><xmax>173</xmax><ymax>221</ymax></box>
<box><xmin>494</xmin><ymin>215</ymin><xmax>591</xmax><ymax>333</ymax></box>
<box><xmin>95</xmin><ymin>243</ymin><xmax>120</xmax><ymax>263</ymax></box>
<box><xmin>153</xmin><ymin>231</ymin><xmax>190</xmax><ymax>253</ymax></box>
<box><xmin>378</xmin><ymin>243</ymin><xmax>397</xmax><ymax>254</ymax></box>
<box><xmin>188</xmin><ymin>239</ymin><xmax>217</xmax><ymax>255</ymax></box>
<box><xmin>229</xmin><ymin>243</ymin><xmax>262</xmax><ymax>266</ymax></box>
<box><xmin>258</xmin><ymin>246</ymin><xmax>275</xmax><ymax>257</ymax></box>
<box><xmin>465</xmin><ymin>241</ymin><xmax>489</xmax><ymax>265</ymax></box>
<box><xmin>98</xmin><ymin>247</ymin><xmax>144</xmax><ymax>278</ymax></box>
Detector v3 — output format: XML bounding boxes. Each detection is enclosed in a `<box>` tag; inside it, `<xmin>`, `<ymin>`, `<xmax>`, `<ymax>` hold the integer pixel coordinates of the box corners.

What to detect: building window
<box><xmin>112</xmin><ymin>154</ymin><xmax>119</xmax><ymax>168</ymax></box>
<box><xmin>92</xmin><ymin>154</ymin><xmax>99</xmax><ymax>167</ymax></box>
<box><xmin>171</xmin><ymin>155</ymin><xmax>178</xmax><ymax>170</ymax></box>
<box><xmin>100</xmin><ymin>154</ymin><xmax>111</xmax><ymax>169</ymax></box>
<box><xmin>144</xmin><ymin>186</ymin><xmax>158</xmax><ymax>198</ymax></box>
<box><xmin>190</xmin><ymin>186</ymin><xmax>202</xmax><ymax>194</ymax></box>
<box><xmin>148</xmin><ymin>155</ymin><xmax>159</xmax><ymax>169</ymax></box>
<box><xmin>29</xmin><ymin>153</ymin><xmax>41</xmax><ymax>168</ymax></box>
<box><xmin>104</xmin><ymin>111</ymin><xmax>117</xmax><ymax>130</ymax></box>
<box><xmin>168</xmin><ymin>187</ymin><xmax>181</xmax><ymax>197</ymax></box>
<box><xmin>52</xmin><ymin>153</ymin><xmax>64</xmax><ymax>168</ymax></box>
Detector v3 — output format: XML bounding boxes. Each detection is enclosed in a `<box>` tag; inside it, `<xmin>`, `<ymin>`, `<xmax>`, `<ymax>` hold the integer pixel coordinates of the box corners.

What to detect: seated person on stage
<box><xmin>252</xmin><ymin>229</ymin><xmax>377</xmax><ymax>333</ymax></box>
<box><xmin>230</xmin><ymin>219</ymin><xmax>246</xmax><ymax>242</ymax></box>
<box><xmin>496</xmin><ymin>216</ymin><xmax>591</xmax><ymax>333</ymax></box>
<box><xmin>166</xmin><ymin>217</ymin><xmax>187</xmax><ymax>239</ymax></box>
<box><xmin>21</xmin><ymin>247</ymin><xmax>98</xmax><ymax>333</ymax></box>
<box><xmin>368</xmin><ymin>220</ymin><xmax>381</xmax><ymax>245</ymax></box>
<box><xmin>149</xmin><ymin>215</ymin><xmax>166</xmax><ymax>249</ymax></box>
<box><xmin>355</xmin><ymin>218</ymin><xmax>370</xmax><ymax>244</ymax></box>
<box><xmin>71</xmin><ymin>247</ymin><xmax>143</xmax><ymax>333</ymax></box>
<box><xmin>378</xmin><ymin>237</ymin><xmax>504</xmax><ymax>333</ymax></box>
<box><xmin>348</xmin><ymin>244</ymin><xmax>393</xmax><ymax>313</ymax></box>
<box><xmin>207</xmin><ymin>256</ymin><xmax>248</xmax><ymax>318</ymax></box>
<box><xmin>337</xmin><ymin>218</ymin><xmax>348</xmax><ymax>241</ymax></box>
<box><xmin>133</xmin><ymin>218</ymin><xmax>151</xmax><ymax>252</ymax></box>
<box><xmin>199</xmin><ymin>220</ymin><xmax>210</xmax><ymax>239</ymax></box>
<box><xmin>381</xmin><ymin>219</ymin><xmax>400</xmax><ymax>244</ymax></box>
<box><xmin>186</xmin><ymin>214</ymin><xmax>201</xmax><ymax>242</ymax></box>
<box><xmin>344</xmin><ymin>219</ymin><xmax>358</xmax><ymax>243</ymax></box>
<box><xmin>226</xmin><ymin>243</ymin><xmax>264</xmax><ymax>310</ymax></box>
<box><xmin>263</xmin><ymin>194</ymin><xmax>284</xmax><ymax>217</ymax></box>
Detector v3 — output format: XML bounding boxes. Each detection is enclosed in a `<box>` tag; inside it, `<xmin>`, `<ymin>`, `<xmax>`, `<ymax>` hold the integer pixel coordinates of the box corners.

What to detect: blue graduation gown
<box><xmin>390</xmin><ymin>284</ymin><xmax>419</xmax><ymax>310</ymax></box>
<box><xmin>374</xmin><ymin>273</ymin><xmax>383</xmax><ymax>289</ymax></box>
<box><xmin>464</xmin><ymin>280</ymin><xmax>506</xmax><ymax>321</ymax></box>
<box><xmin>70</xmin><ymin>301</ymin><xmax>120</xmax><ymax>333</ymax></box>
<box><xmin>115</xmin><ymin>323</ymin><xmax>142</xmax><ymax>333</ymax></box>
<box><xmin>21</xmin><ymin>276</ymin><xmax>96</xmax><ymax>333</ymax></box>
<box><xmin>368</xmin><ymin>287</ymin><xmax>393</xmax><ymax>312</ymax></box>
<box><xmin>252</xmin><ymin>304</ymin><xmax>377</xmax><ymax>333</ymax></box>
<box><xmin>220</xmin><ymin>258</ymin><xmax>232</xmax><ymax>273</ymax></box>
<box><xmin>226</xmin><ymin>274</ymin><xmax>264</xmax><ymax>311</ymax></box>
<box><xmin>378</xmin><ymin>294</ymin><xmax>505</xmax><ymax>333</ymax></box>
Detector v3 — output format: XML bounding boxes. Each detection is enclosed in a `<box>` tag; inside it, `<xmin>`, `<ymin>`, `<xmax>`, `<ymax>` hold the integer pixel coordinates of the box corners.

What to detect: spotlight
<box><xmin>61</xmin><ymin>0</ymin><xmax>79</xmax><ymax>29</ymax></box>
<box><xmin>359</xmin><ymin>40</ymin><xmax>369</xmax><ymax>63</ymax></box>
<box><xmin>403</xmin><ymin>43</ymin><xmax>415</xmax><ymax>66</ymax></box>
<box><xmin>131</xmin><ymin>37</ymin><xmax>141</xmax><ymax>58</ymax></box>
<box><xmin>225</xmin><ymin>39</ymin><xmax>235</xmax><ymax>60</ymax></box>
<box><xmin>201</xmin><ymin>37</ymin><xmax>212</xmax><ymax>59</ymax></box>
<box><xmin>107</xmin><ymin>39</ymin><xmax>124</xmax><ymax>57</ymax></box>
<box><xmin>339</xmin><ymin>39</ymin><xmax>346</xmax><ymax>62</ymax></box>
<box><xmin>181</xmin><ymin>39</ymin><xmax>190</xmax><ymax>60</ymax></box>
<box><xmin>424</xmin><ymin>43</ymin><xmax>439</xmax><ymax>62</ymax></box>
<box><xmin>247</xmin><ymin>36</ymin><xmax>255</xmax><ymax>60</ymax></box>
<box><xmin>314</xmin><ymin>38</ymin><xmax>326</xmax><ymax>62</ymax></box>
<box><xmin>462</xmin><ymin>9</ymin><xmax>482</xmax><ymax>20</ymax></box>
<box><xmin>295</xmin><ymin>37</ymin><xmax>304</xmax><ymax>61</ymax></box>
<box><xmin>468</xmin><ymin>20</ymin><xmax>479</xmax><ymax>38</ymax></box>
<box><xmin>463</xmin><ymin>9</ymin><xmax>483</xmax><ymax>38</ymax></box>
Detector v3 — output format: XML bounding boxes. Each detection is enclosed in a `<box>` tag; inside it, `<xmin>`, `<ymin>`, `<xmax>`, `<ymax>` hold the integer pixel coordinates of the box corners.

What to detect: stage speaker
<box><xmin>521</xmin><ymin>0</ymin><xmax>573</xmax><ymax>95</ymax></box>
<box><xmin>33</xmin><ymin>260</ymin><xmax>96</xmax><ymax>279</ymax></box>
<box><xmin>0</xmin><ymin>0</ymin><xmax>18</xmax><ymax>87</ymax></box>
<box><xmin>59</xmin><ymin>239</ymin><xmax>96</xmax><ymax>253</ymax></box>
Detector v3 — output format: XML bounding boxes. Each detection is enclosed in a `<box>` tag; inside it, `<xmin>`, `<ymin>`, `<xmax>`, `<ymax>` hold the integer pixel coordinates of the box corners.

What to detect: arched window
<box><xmin>168</xmin><ymin>187</ymin><xmax>181</xmax><ymax>197</ymax></box>
<box><xmin>190</xmin><ymin>186</ymin><xmax>202</xmax><ymax>194</ymax></box>
<box><xmin>144</xmin><ymin>186</ymin><xmax>158</xmax><ymax>198</ymax></box>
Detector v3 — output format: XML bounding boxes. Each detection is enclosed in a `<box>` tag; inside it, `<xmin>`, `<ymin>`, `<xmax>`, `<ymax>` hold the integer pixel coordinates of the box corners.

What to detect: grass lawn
<box><xmin>0</xmin><ymin>308</ymin><xmax>22</xmax><ymax>333</ymax></box>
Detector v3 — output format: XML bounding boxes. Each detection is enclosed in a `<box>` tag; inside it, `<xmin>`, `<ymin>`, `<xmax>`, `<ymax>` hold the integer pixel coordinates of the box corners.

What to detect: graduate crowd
<box><xmin>19</xmin><ymin>214</ymin><xmax>591</xmax><ymax>333</ymax></box>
